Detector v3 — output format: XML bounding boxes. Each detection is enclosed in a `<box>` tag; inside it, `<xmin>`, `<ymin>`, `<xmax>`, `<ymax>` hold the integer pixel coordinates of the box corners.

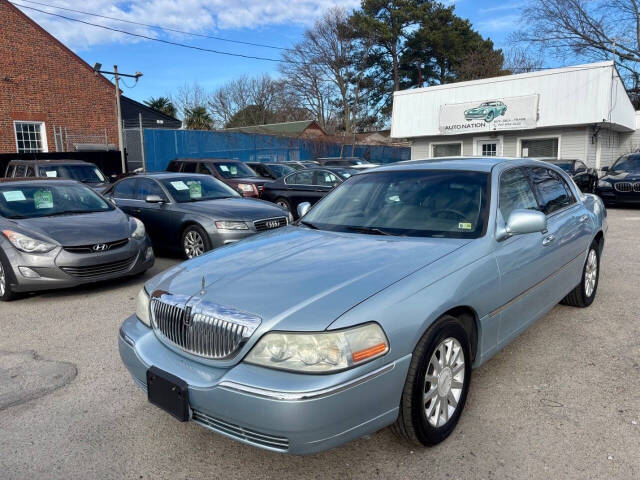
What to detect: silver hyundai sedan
<box><xmin>119</xmin><ymin>157</ymin><xmax>606</xmax><ymax>454</ymax></box>
<box><xmin>0</xmin><ymin>179</ymin><xmax>154</xmax><ymax>300</ymax></box>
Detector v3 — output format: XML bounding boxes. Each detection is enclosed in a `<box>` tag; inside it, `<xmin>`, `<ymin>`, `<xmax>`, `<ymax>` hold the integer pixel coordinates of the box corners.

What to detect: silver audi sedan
<box><xmin>0</xmin><ymin>178</ymin><xmax>154</xmax><ymax>300</ymax></box>
<box><xmin>119</xmin><ymin>158</ymin><xmax>606</xmax><ymax>454</ymax></box>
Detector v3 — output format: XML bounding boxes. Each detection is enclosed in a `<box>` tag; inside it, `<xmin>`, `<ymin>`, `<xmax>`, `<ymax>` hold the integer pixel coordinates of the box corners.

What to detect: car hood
<box><xmin>8</xmin><ymin>209</ymin><xmax>130</xmax><ymax>246</ymax></box>
<box><xmin>148</xmin><ymin>227</ymin><xmax>471</xmax><ymax>332</ymax></box>
<box><xmin>603</xmin><ymin>171</ymin><xmax>640</xmax><ymax>182</ymax></box>
<box><xmin>176</xmin><ymin>197</ymin><xmax>287</xmax><ymax>220</ymax></box>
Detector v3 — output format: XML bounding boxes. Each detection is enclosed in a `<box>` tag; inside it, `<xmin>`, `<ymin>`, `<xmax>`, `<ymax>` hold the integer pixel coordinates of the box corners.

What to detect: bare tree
<box><xmin>173</xmin><ymin>82</ymin><xmax>208</xmax><ymax>123</ymax></box>
<box><xmin>513</xmin><ymin>0</ymin><xmax>640</xmax><ymax>75</ymax></box>
<box><xmin>503</xmin><ymin>47</ymin><xmax>545</xmax><ymax>74</ymax></box>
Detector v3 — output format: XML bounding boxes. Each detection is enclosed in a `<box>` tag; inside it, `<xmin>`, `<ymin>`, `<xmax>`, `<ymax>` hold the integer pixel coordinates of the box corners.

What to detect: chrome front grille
<box><xmin>635</xmin><ymin>183</ymin><xmax>640</xmax><ymax>192</ymax></box>
<box><xmin>614</xmin><ymin>182</ymin><xmax>633</xmax><ymax>192</ymax></box>
<box><xmin>150</xmin><ymin>292</ymin><xmax>261</xmax><ymax>359</ymax></box>
<box><xmin>192</xmin><ymin>410</ymin><xmax>289</xmax><ymax>451</ymax></box>
<box><xmin>253</xmin><ymin>216</ymin><xmax>287</xmax><ymax>232</ymax></box>
<box><xmin>64</xmin><ymin>238</ymin><xmax>129</xmax><ymax>253</ymax></box>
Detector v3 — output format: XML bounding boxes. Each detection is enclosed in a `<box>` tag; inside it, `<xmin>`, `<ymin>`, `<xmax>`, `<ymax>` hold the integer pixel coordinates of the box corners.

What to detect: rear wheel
<box><xmin>561</xmin><ymin>242</ymin><xmax>600</xmax><ymax>307</ymax></box>
<box><xmin>392</xmin><ymin>315</ymin><xmax>472</xmax><ymax>446</ymax></box>
<box><xmin>181</xmin><ymin>225</ymin><xmax>211</xmax><ymax>259</ymax></box>
<box><xmin>275</xmin><ymin>198</ymin><xmax>292</xmax><ymax>213</ymax></box>
<box><xmin>484</xmin><ymin>111</ymin><xmax>495</xmax><ymax>122</ymax></box>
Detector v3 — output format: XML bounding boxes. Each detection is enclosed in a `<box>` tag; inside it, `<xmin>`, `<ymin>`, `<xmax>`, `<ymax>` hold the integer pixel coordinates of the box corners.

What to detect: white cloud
<box><xmin>478</xmin><ymin>2</ymin><xmax>525</xmax><ymax>14</ymax></box>
<box><xmin>14</xmin><ymin>0</ymin><xmax>360</xmax><ymax>50</ymax></box>
<box><xmin>476</xmin><ymin>14</ymin><xmax>520</xmax><ymax>32</ymax></box>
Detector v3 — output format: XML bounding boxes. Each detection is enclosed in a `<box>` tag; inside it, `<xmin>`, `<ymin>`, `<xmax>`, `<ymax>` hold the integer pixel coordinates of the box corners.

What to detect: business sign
<box><xmin>439</xmin><ymin>95</ymin><xmax>539</xmax><ymax>135</ymax></box>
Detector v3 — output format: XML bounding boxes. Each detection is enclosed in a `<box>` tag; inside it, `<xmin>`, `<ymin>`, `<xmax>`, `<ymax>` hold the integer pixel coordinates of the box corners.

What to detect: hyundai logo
<box><xmin>92</xmin><ymin>243</ymin><xmax>108</xmax><ymax>251</ymax></box>
<box><xmin>266</xmin><ymin>220</ymin><xmax>280</xmax><ymax>229</ymax></box>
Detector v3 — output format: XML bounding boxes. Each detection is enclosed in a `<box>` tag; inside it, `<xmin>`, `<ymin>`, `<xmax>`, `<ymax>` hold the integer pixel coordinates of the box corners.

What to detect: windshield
<box><xmin>267</xmin><ymin>164</ymin><xmax>295</xmax><ymax>177</ymax></box>
<box><xmin>550</xmin><ymin>162</ymin><xmax>573</xmax><ymax>173</ymax></box>
<box><xmin>302</xmin><ymin>170</ymin><xmax>489</xmax><ymax>238</ymax></box>
<box><xmin>0</xmin><ymin>183</ymin><xmax>113</xmax><ymax>219</ymax></box>
<box><xmin>332</xmin><ymin>168</ymin><xmax>357</xmax><ymax>179</ymax></box>
<box><xmin>611</xmin><ymin>154</ymin><xmax>640</xmax><ymax>173</ymax></box>
<box><xmin>160</xmin><ymin>176</ymin><xmax>239</xmax><ymax>202</ymax></box>
<box><xmin>213</xmin><ymin>162</ymin><xmax>258</xmax><ymax>179</ymax></box>
<box><xmin>38</xmin><ymin>164</ymin><xmax>107</xmax><ymax>184</ymax></box>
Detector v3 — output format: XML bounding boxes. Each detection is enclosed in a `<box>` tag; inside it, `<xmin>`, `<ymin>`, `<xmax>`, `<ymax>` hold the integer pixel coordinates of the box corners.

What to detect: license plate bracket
<box><xmin>146</xmin><ymin>366</ymin><xmax>190</xmax><ymax>422</ymax></box>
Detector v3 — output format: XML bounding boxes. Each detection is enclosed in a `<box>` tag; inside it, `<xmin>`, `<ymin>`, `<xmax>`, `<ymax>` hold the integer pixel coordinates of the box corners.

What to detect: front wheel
<box><xmin>484</xmin><ymin>111</ymin><xmax>495</xmax><ymax>122</ymax></box>
<box><xmin>0</xmin><ymin>255</ymin><xmax>17</xmax><ymax>301</ymax></box>
<box><xmin>561</xmin><ymin>242</ymin><xmax>600</xmax><ymax>307</ymax></box>
<box><xmin>181</xmin><ymin>225</ymin><xmax>211</xmax><ymax>259</ymax></box>
<box><xmin>392</xmin><ymin>315</ymin><xmax>472</xmax><ymax>446</ymax></box>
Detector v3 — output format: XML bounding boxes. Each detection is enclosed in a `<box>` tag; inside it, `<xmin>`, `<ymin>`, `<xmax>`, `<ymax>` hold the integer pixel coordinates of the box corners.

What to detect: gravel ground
<box><xmin>1</xmin><ymin>208</ymin><xmax>639</xmax><ymax>480</ymax></box>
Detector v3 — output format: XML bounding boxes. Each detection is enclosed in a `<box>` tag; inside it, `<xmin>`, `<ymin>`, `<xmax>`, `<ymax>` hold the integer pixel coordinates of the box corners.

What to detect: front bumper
<box><xmin>118</xmin><ymin>315</ymin><xmax>410</xmax><ymax>454</ymax></box>
<box><xmin>4</xmin><ymin>237</ymin><xmax>154</xmax><ymax>293</ymax></box>
<box><xmin>597</xmin><ymin>187</ymin><xmax>640</xmax><ymax>204</ymax></box>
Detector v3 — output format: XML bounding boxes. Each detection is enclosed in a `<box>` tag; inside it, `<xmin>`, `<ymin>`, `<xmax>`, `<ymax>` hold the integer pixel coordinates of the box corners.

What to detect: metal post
<box><xmin>139</xmin><ymin>112</ymin><xmax>146</xmax><ymax>172</ymax></box>
<box><xmin>114</xmin><ymin>65</ymin><xmax>126</xmax><ymax>173</ymax></box>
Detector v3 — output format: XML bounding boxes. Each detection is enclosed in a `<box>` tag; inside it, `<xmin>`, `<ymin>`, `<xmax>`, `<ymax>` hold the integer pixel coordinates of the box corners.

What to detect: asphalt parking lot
<box><xmin>1</xmin><ymin>208</ymin><xmax>639</xmax><ymax>480</ymax></box>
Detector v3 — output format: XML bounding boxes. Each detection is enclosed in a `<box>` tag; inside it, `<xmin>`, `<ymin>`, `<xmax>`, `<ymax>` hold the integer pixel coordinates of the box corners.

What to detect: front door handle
<box><xmin>131</xmin><ymin>208</ymin><xmax>141</xmax><ymax>214</ymax></box>
<box><xmin>542</xmin><ymin>234</ymin><xmax>555</xmax><ymax>246</ymax></box>
<box><xmin>579</xmin><ymin>214</ymin><xmax>589</xmax><ymax>223</ymax></box>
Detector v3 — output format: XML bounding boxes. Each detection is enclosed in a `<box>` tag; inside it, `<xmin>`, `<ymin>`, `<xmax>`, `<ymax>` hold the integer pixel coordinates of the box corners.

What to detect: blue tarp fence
<box><xmin>143</xmin><ymin>129</ymin><xmax>410</xmax><ymax>171</ymax></box>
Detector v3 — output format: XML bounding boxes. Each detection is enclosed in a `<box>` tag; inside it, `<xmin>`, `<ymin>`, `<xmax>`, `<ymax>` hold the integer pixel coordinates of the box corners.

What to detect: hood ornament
<box><xmin>200</xmin><ymin>276</ymin><xmax>206</xmax><ymax>296</ymax></box>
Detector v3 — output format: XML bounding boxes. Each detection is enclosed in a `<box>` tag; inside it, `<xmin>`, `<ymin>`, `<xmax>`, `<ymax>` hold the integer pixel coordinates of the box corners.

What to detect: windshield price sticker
<box><xmin>219</xmin><ymin>165</ymin><xmax>229</xmax><ymax>172</ymax></box>
<box><xmin>34</xmin><ymin>189</ymin><xmax>54</xmax><ymax>209</ymax></box>
<box><xmin>189</xmin><ymin>182</ymin><xmax>202</xmax><ymax>199</ymax></box>
<box><xmin>45</xmin><ymin>171</ymin><xmax>58</xmax><ymax>178</ymax></box>
<box><xmin>170</xmin><ymin>181</ymin><xmax>189</xmax><ymax>191</ymax></box>
<box><xmin>458</xmin><ymin>222</ymin><xmax>472</xmax><ymax>230</ymax></box>
<box><xmin>2</xmin><ymin>190</ymin><xmax>27</xmax><ymax>202</ymax></box>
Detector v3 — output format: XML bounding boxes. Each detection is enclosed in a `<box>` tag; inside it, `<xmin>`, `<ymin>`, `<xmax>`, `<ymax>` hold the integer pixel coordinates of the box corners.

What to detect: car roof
<box><xmin>121</xmin><ymin>172</ymin><xmax>213</xmax><ymax>180</ymax></box>
<box><xmin>0</xmin><ymin>177</ymin><xmax>76</xmax><ymax>185</ymax></box>
<box><xmin>369</xmin><ymin>157</ymin><xmax>529</xmax><ymax>173</ymax></box>
<box><xmin>7</xmin><ymin>159</ymin><xmax>92</xmax><ymax>165</ymax></box>
<box><xmin>174</xmin><ymin>158</ymin><xmax>239</xmax><ymax>163</ymax></box>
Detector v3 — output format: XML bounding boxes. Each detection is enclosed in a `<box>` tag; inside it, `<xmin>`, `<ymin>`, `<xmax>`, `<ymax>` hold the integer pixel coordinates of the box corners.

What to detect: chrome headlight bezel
<box><xmin>215</xmin><ymin>220</ymin><xmax>249</xmax><ymax>230</ymax></box>
<box><xmin>1</xmin><ymin>229</ymin><xmax>57</xmax><ymax>253</ymax></box>
<box><xmin>245</xmin><ymin>322</ymin><xmax>389</xmax><ymax>374</ymax></box>
<box><xmin>135</xmin><ymin>287</ymin><xmax>151</xmax><ymax>327</ymax></box>
<box><xmin>131</xmin><ymin>217</ymin><xmax>146</xmax><ymax>239</ymax></box>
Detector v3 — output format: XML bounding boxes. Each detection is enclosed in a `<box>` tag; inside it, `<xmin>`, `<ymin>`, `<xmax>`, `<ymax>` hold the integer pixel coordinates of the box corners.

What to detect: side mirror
<box><xmin>297</xmin><ymin>202</ymin><xmax>311</xmax><ymax>218</ymax></box>
<box><xmin>145</xmin><ymin>195</ymin><xmax>165</xmax><ymax>204</ymax></box>
<box><xmin>496</xmin><ymin>209</ymin><xmax>547</xmax><ymax>241</ymax></box>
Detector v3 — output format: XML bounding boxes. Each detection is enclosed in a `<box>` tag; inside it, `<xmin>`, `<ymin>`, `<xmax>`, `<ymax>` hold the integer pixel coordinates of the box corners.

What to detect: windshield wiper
<box><xmin>46</xmin><ymin>210</ymin><xmax>97</xmax><ymax>216</ymax></box>
<box><xmin>299</xmin><ymin>220</ymin><xmax>318</xmax><ymax>229</ymax></box>
<box><xmin>346</xmin><ymin>226</ymin><xmax>399</xmax><ymax>236</ymax></box>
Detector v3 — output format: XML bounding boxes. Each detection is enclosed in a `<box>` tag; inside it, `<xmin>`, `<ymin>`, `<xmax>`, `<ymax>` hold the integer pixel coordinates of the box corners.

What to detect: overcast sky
<box><xmin>13</xmin><ymin>0</ymin><xmax>526</xmax><ymax>103</ymax></box>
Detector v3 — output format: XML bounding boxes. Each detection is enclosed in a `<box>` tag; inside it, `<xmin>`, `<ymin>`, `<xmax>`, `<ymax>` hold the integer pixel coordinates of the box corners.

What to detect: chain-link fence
<box><xmin>52</xmin><ymin>126</ymin><xmax>116</xmax><ymax>152</ymax></box>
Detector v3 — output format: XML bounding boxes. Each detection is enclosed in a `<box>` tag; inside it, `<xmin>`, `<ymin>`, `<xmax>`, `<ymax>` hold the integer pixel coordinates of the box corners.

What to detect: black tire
<box><xmin>0</xmin><ymin>252</ymin><xmax>18</xmax><ymax>302</ymax></box>
<box><xmin>180</xmin><ymin>224</ymin><xmax>212</xmax><ymax>259</ymax></box>
<box><xmin>561</xmin><ymin>241</ymin><xmax>600</xmax><ymax>307</ymax></box>
<box><xmin>391</xmin><ymin>315</ymin><xmax>472</xmax><ymax>446</ymax></box>
<box><xmin>484</xmin><ymin>111</ymin><xmax>495</xmax><ymax>122</ymax></box>
<box><xmin>275</xmin><ymin>198</ymin><xmax>292</xmax><ymax>214</ymax></box>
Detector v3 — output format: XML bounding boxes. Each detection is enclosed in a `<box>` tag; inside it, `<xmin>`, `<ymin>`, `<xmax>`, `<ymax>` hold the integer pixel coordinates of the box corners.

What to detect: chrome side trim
<box><xmin>217</xmin><ymin>362</ymin><xmax>395</xmax><ymax>401</ymax></box>
<box><xmin>489</xmin><ymin>251</ymin><xmax>583</xmax><ymax>317</ymax></box>
<box><xmin>119</xmin><ymin>325</ymin><xmax>135</xmax><ymax>347</ymax></box>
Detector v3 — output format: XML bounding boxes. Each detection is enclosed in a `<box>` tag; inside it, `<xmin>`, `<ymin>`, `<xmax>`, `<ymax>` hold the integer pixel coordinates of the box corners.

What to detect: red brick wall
<box><xmin>0</xmin><ymin>0</ymin><xmax>117</xmax><ymax>153</ymax></box>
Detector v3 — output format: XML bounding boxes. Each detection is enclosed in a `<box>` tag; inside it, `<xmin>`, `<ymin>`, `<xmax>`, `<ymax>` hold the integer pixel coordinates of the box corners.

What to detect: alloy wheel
<box><xmin>423</xmin><ymin>337</ymin><xmax>465</xmax><ymax>428</ymax></box>
<box><xmin>0</xmin><ymin>262</ymin><xmax>5</xmax><ymax>297</ymax></box>
<box><xmin>184</xmin><ymin>230</ymin><xmax>205</xmax><ymax>259</ymax></box>
<box><xmin>276</xmin><ymin>200</ymin><xmax>290</xmax><ymax>211</ymax></box>
<box><xmin>584</xmin><ymin>249</ymin><xmax>598</xmax><ymax>297</ymax></box>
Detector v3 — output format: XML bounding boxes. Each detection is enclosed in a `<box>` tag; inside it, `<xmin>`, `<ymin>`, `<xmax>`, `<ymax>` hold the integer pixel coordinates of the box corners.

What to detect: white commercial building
<box><xmin>391</xmin><ymin>61</ymin><xmax>640</xmax><ymax>168</ymax></box>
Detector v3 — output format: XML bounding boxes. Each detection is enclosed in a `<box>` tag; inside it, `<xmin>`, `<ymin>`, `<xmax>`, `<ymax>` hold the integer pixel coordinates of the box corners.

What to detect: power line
<box><xmin>10</xmin><ymin>2</ymin><xmax>294</xmax><ymax>64</ymax></box>
<box><xmin>14</xmin><ymin>0</ymin><xmax>289</xmax><ymax>51</ymax></box>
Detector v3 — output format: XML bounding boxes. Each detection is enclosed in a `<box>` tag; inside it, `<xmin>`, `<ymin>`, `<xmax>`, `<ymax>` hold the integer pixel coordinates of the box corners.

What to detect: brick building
<box><xmin>0</xmin><ymin>0</ymin><xmax>117</xmax><ymax>154</ymax></box>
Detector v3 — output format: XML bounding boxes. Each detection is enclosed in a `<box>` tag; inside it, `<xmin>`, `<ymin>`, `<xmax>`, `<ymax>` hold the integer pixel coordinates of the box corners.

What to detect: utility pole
<box><xmin>92</xmin><ymin>63</ymin><xmax>143</xmax><ymax>174</ymax></box>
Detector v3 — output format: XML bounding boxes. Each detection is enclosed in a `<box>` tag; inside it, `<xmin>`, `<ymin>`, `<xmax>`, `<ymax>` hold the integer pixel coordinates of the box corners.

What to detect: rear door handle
<box><xmin>542</xmin><ymin>234</ymin><xmax>555</xmax><ymax>246</ymax></box>
<box><xmin>579</xmin><ymin>214</ymin><xmax>589</xmax><ymax>223</ymax></box>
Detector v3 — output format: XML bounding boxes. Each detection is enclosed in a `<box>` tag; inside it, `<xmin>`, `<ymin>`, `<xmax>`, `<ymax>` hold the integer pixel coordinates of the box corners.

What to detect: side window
<box><xmin>528</xmin><ymin>167</ymin><xmax>574</xmax><ymax>215</ymax></box>
<box><xmin>499</xmin><ymin>167</ymin><xmax>539</xmax><ymax>221</ymax></box>
<box><xmin>25</xmin><ymin>165</ymin><xmax>35</xmax><ymax>177</ymax></box>
<box><xmin>181</xmin><ymin>162</ymin><xmax>197</xmax><ymax>173</ymax></box>
<box><xmin>14</xmin><ymin>165</ymin><xmax>26</xmax><ymax>177</ymax></box>
<box><xmin>113</xmin><ymin>178</ymin><xmax>138</xmax><ymax>199</ymax></box>
<box><xmin>6</xmin><ymin>165</ymin><xmax>15</xmax><ymax>177</ymax></box>
<box><xmin>315</xmin><ymin>171</ymin><xmax>339</xmax><ymax>187</ymax></box>
<box><xmin>197</xmin><ymin>163</ymin><xmax>213</xmax><ymax>175</ymax></box>
<box><xmin>167</xmin><ymin>161</ymin><xmax>181</xmax><ymax>172</ymax></box>
<box><xmin>289</xmin><ymin>170</ymin><xmax>314</xmax><ymax>185</ymax></box>
<box><xmin>575</xmin><ymin>161</ymin><xmax>587</xmax><ymax>173</ymax></box>
<box><xmin>136</xmin><ymin>179</ymin><xmax>166</xmax><ymax>200</ymax></box>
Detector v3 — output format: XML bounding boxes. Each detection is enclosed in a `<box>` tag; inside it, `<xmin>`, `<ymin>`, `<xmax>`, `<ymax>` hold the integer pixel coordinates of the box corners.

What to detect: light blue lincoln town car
<box><xmin>118</xmin><ymin>157</ymin><xmax>607</xmax><ymax>454</ymax></box>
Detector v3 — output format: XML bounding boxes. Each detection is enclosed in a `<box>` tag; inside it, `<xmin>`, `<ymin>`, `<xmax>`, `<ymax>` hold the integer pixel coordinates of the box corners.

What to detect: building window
<box><xmin>482</xmin><ymin>143</ymin><xmax>497</xmax><ymax>156</ymax></box>
<box><xmin>521</xmin><ymin>138</ymin><xmax>558</xmax><ymax>158</ymax></box>
<box><xmin>432</xmin><ymin>143</ymin><xmax>462</xmax><ymax>157</ymax></box>
<box><xmin>14</xmin><ymin>122</ymin><xmax>47</xmax><ymax>153</ymax></box>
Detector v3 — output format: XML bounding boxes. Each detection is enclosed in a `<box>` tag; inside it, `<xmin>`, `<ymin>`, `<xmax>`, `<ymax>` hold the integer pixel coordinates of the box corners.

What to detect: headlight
<box><xmin>215</xmin><ymin>221</ymin><xmax>248</xmax><ymax>230</ymax></box>
<box><xmin>2</xmin><ymin>230</ymin><xmax>56</xmax><ymax>253</ymax></box>
<box><xmin>135</xmin><ymin>288</ymin><xmax>151</xmax><ymax>326</ymax></box>
<box><xmin>245</xmin><ymin>323</ymin><xmax>389</xmax><ymax>373</ymax></box>
<box><xmin>131</xmin><ymin>217</ymin><xmax>146</xmax><ymax>239</ymax></box>
<box><xmin>237</xmin><ymin>183</ymin><xmax>256</xmax><ymax>194</ymax></box>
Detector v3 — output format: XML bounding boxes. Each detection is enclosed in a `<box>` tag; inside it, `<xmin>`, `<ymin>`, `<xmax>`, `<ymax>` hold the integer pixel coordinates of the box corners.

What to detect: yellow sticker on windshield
<box><xmin>458</xmin><ymin>222</ymin><xmax>472</xmax><ymax>230</ymax></box>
